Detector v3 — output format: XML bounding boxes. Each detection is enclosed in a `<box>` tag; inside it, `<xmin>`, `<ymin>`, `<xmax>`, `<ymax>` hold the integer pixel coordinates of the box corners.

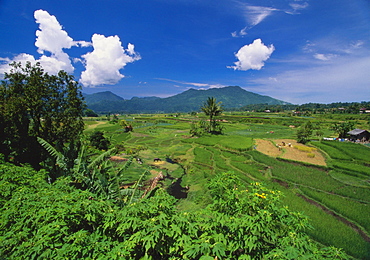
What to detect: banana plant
<box><xmin>38</xmin><ymin>137</ymin><xmax>139</xmax><ymax>205</ymax></box>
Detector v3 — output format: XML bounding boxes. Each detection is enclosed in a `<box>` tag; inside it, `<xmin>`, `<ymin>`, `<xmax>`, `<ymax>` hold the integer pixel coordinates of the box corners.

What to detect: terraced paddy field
<box><xmin>84</xmin><ymin>115</ymin><xmax>370</xmax><ymax>259</ymax></box>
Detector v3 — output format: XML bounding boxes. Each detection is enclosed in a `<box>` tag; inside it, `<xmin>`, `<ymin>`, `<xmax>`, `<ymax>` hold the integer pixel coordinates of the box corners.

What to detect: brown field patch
<box><xmin>255</xmin><ymin>139</ymin><xmax>282</xmax><ymax>157</ymax></box>
<box><xmin>256</xmin><ymin>139</ymin><xmax>326</xmax><ymax>166</ymax></box>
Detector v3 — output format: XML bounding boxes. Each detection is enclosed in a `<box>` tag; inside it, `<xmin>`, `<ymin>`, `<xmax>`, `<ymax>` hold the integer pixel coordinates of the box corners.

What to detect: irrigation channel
<box><xmin>141</xmin><ymin>157</ymin><xmax>188</xmax><ymax>199</ymax></box>
<box><xmin>165</xmin><ymin>157</ymin><xmax>188</xmax><ymax>199</ymax></box>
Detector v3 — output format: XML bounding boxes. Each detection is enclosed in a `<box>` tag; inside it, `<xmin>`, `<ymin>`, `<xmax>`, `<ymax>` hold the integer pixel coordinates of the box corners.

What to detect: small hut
<box><xmin>348</xmin><ymin>129</ymin><xmax>370</xmax><ymax>142</ymax></box>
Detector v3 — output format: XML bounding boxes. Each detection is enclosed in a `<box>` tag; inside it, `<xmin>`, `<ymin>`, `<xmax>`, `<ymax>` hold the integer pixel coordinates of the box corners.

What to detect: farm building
<box><xmin>347</xmin><ymin>129</ymin><xmax>370</xmax><ymax>142</ymax></box>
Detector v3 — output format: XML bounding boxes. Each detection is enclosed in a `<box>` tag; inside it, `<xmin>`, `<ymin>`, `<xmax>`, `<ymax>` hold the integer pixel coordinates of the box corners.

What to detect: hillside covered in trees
<box><xmin>84</xmin><ymin>86</ymin><xmax>290</xmax><ymax>113</ymax></box>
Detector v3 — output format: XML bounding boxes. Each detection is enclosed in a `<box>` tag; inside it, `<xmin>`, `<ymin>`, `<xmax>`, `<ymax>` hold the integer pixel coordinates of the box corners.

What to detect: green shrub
<box><xmin>1</xmin><ymin>163</ymin><xmax>348</xmax><ymax>259</ymax></box>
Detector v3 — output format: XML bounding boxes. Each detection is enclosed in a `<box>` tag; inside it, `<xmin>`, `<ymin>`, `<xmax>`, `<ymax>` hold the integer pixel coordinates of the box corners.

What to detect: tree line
<box><xmin>239</xmin><ymin>102</ymin><xmax>370</xmax><ymax>113</ymax></box>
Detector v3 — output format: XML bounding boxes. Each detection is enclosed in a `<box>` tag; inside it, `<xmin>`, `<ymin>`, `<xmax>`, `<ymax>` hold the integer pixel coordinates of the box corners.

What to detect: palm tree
<box><xmin>201</xmin><ymin>97</ymin><xmax>223</xmax><ymax>133</ymax></box>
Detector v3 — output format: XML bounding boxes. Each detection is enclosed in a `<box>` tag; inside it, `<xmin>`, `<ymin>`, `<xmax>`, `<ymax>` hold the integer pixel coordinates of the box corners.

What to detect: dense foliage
<box><xmin>89</xmin><ymin>131</ymin><xmax>111</xmax><ymax>150</ymax></box>
<box><xmin>0</xmin><ymin>159</ymin><xmax>348</xmax><ymax>259</ymax></box>
<box><xmin>0</xmin><ymin>62</ymin><xmax>85</xmax><ymax>167</ymax></box>
<box><xmin>240</xmin><ymin>101</ymin><xmax>370</xmax><ymax>114</ymax></box>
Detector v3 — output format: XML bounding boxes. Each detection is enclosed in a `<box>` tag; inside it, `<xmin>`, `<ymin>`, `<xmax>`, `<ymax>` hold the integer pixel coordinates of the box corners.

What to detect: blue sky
<box><xmin>0</xmin><ymin>0</ymin><xmax>369</xmax><ymax>104</ymax></box>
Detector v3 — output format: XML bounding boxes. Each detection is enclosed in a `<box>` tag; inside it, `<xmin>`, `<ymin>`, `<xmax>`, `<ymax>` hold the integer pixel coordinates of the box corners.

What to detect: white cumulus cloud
<box><xmin>0</xmin><ymin>53</ymin><xmax>37</xmax><ymax>75</ymax></box>
<box><xmin>228</xmin><ymin>39</ymin><xmax>275</xmax><ymax>71</ymax></box>
<box><xmin>80</xmin><ymin>34</ymin><xmax>141</xmax><ymax>87</ymax></box>
<box><xmin>1</xmin><ymin>9</ymin><xmax>139</xmax><ymax>87</ymax></box>
<box><xmin>34</xmin><ymin>9</ymin><xmax>76</xmax><ymax>73</ymax></box>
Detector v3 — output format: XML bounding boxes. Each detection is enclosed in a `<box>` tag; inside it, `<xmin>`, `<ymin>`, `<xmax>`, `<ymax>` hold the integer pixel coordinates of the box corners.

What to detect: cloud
<box><xmin>34</xmin><ymin>9</ymin><xmax>76</xmax><ymax>73</ymax></box>
<box><xmin>243</xmin><ymin>5</ymin><xmax>277</xmax><ymax>26</ymax></box>
<box><xmin>287</xmin><ymin>2</ymin><xmax>309</xmax><ymax>14</ymax></box>
<box><xmin>313</xmin><ymin>53</ymin><xmax>336</xmax><ymax>61</ymax></box>
<box><xmin>80</xmin><ymin>34</ymin><xmax>141</xmax><ymax>87</ymax></box>
<box><xmin>231</xmin><ymin>27</ymin><xmax>247</xmax><ymax>38</ymax></box>
<box><xmin>232</xmin><ymin>2</ymin><xmax>309</xmax><ymax>36</ymax></box>
<box><xmin>0</xmin><ymin>10</ymin><xmax>77</xmax><ymax>75</ymax></box>
<box><xmin>156</xmin><ymin>78</ymin><xmax>225</xmax><ymax>89</ymax></box>
<box><xmin>0</xmin><ymin>9</ymin><xmax>139</xmax><ymax>87</ymax></box>
<box><xmin>34</xmin><ymin>10</ymin><xmax>76</xmax><ymax>54</ymax></box>
<box><xmin>231</xmin><ymin>3</ymin><xmax>278</xmax><ymax>37</ymax></box>
<box><xmin>228</xmin><ymin>39</ymin><xmax>275</xmax><ymax>71</ymax></box>
<box><xmin>246</xmin><ymin>55</ymin><xmax>370</xmax><ymax>104</ymax></box>
<box><xmin>0</xmin><ymin>53</ymin><xmax>36</xmax><ymax>75</ymax></box>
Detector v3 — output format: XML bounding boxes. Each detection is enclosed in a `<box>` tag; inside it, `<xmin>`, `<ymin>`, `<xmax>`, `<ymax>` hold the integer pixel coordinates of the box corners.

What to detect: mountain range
<box><xmin>84</xmin><ymin>86</ymin><xmax>290</xmax><ymax>113</ymax></box>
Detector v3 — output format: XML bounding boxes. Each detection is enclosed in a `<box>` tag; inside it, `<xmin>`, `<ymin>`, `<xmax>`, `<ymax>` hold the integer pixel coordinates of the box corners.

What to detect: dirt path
<box><xmin>256</xmin><ymin>139</ymin><xmax>326</xmax><ymax>166</ymax></box>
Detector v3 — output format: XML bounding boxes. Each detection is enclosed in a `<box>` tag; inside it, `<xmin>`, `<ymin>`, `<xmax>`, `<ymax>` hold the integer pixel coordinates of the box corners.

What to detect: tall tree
<box><xmin>0</xmin><ymin>62</ymin><xmax>85</xmax><ymax>167</ymax></box>
<box><xmin>331</xmin><ymin>121</ymin><xmax>355</xmax><ymax>138</ymax></box>
<box><xmin>296</xmin><ymin>121</ymin><xmax>313</xmax><ymax>144</ymax></box>
<box><xmin>200</xmin><ymin>97</ymin><xmax>223</xmax><ymax>134</ymax></box>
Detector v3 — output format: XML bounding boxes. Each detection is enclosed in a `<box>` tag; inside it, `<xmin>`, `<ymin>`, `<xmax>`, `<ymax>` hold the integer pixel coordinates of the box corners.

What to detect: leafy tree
<box><xmin>331</xmin><ymin>121</ymin><xmax>355</xmax><ymax>138</ymax></box>
<box><xmin>0</xmin><ymin>62</ymin><xmax>85</xmax><ymax>167</ymax></box>
<box><xmin>89</xmin><ymin>131</ymin><xmax>110</xmax><ymax>150</ymax></box>
<box><xmin>200</xmin><ymin>97</ymin><xmax>224</xmax><ymax>134</ymax></box>
<box><xmin>120</xmin><ymin>119</ymin><xmax>133</xmax><ymax>132</ymax></box>
<box><xmin>296</xmin><ymin>121</ymin><xmax>313</xmax><ymax>144</ymax></box>
<box><xmin>111</xmin><ymin>114</ymin><xmax>119</xmax><ymax>123</ymax></box>
<box><xmin>315</xmin><ymin>130</ymin><xmax>324</xmax><ymax>140</ymax></box>
<box><xmin>84</xmin><ymin>108</ymin><xmax>99</xmax><ymax>117</ymax></box>
<box><xmin>189</xmin><ymin>120</ymin><xmax>208</xmax><ymax>137</ymax></box>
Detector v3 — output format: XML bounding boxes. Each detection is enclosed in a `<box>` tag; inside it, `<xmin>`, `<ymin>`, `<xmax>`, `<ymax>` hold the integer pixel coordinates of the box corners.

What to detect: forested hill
<box><xmin>83</xmin><ymin>91</ymin><xmax>124</xmax><ymax>104</ymax></box>
<box><xmin>84</xmin><ymin>86</ymin><xmax>290</xmax><ymax>113</ymax></box>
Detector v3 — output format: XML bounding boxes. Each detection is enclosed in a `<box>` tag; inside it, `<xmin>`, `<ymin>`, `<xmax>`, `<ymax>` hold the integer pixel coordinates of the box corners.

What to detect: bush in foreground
<box><xmin>0</xmin><ymin>160</ymin><xmax>348</xmax><ymax>259</ymax></box>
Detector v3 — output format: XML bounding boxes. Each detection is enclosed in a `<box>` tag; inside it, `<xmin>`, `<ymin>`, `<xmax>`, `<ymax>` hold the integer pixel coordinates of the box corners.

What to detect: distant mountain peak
<box><xmin>83</xmin><ymin>91</ymin><xmax>124</xmax><ymax>104</ymax></box>
<box><xmin>85</xmin><ymin>86</ymin><xmax>290</xmax><ymax>113</ymax></box>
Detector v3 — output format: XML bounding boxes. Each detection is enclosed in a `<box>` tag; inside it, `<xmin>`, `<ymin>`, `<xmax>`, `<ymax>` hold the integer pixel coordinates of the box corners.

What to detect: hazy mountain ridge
<box><xmin>84</xmin><ymin>86</ymin><xmax>290</xmax><ymax>113</ymax></box>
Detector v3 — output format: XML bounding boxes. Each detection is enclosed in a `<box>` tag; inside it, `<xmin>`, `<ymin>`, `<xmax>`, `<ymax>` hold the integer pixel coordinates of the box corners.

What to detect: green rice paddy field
<box><xmin>85</xmin><ymin>113</ymin><xmax>370</xmax><ymax>259</ymax></box>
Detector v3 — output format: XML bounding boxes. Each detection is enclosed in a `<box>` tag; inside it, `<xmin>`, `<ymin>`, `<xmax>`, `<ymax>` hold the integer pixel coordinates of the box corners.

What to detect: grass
<box><xmin>300</xmin><ymin>186</ymin><xmax>370</xmax><ymax>234</ymax></box>
<box><xmin>324</xmin><ymin>141</ymin><xmax>370</xmax><ymax>162</ymax></box>
<box><xmin>82</xmin><ymin>114</ymin><xmax>370</xmax><ymax>259</ymax></box>
<box><xmin>311</xmin><ymin>142</ymin><xmax>352</xmax><ymax>160</ymax></box>
<box><xmin>330</xmin><ymin>170</ymin><xmax>370</xmax><ymax>188</ymax></box>
<box><xmin>331</xmin><ymin>161</ymin><xmax>370</xmax><ymax>176</ymax></box>
<box><xmin>183</xmin><ymin>135</ymin><xmax>254</xmax><ymax>151</ymax></box>
<box><xmin>268</xmin><ymin>183</ymin><xmax>370</xmax><ymax>259</ymax></box>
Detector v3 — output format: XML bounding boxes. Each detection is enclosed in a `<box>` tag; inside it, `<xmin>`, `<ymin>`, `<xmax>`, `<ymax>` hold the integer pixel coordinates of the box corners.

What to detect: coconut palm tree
<box><xmin>201</xmin><ymin>97</ymin><xmax>223</xmax><ymax>133</ymax></box>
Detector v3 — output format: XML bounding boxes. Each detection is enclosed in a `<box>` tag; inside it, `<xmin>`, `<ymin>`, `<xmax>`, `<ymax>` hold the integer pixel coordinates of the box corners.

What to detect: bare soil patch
<box><xmin>109</xmin><ymin>156</ymin><xmax>128</xmax><ymax>162</ymax></box>
<box><xmin>256</xmin><ymin>139</ymin><xmax>326</xmax><ymax>166</ymax></box>
<box><xmin>85</xmin><ymin>121</ymin><xmax>106</xmax><ymax>130</ymax></box>
<box><xmin>255</xmin><ymin>139</ymin><xmax>281</xmax><ymax>157</ymax></box>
